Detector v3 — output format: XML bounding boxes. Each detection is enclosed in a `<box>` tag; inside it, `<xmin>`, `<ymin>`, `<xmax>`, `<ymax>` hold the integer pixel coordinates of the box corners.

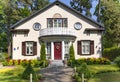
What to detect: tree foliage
<box><xmin>94</xmin><ymin>0</ymin><xmax>120</xmax><ymax>48</ymax></box>
<box><xmin>69</xmin><ymin>44</ymin><xmax>75</xmax><ymax>60</ymax></box>
<box><xmin>0</xmin><ymin>0</ymin><xmax>49</xmax><ymax>51</ymax></box>
<box><xmin>70</xmin><ymin>0</ymin><xmax>92</xmax><ymax>17</ymax></box>
<box><xmin>40</xmin><ymin>43</ymin><xmax>46</xmax><ymax>60</ymax></box>
<box><xmin>22</xmin><ymin>63</ymin><xmax>38</xmax><ymax>81</ymax></box>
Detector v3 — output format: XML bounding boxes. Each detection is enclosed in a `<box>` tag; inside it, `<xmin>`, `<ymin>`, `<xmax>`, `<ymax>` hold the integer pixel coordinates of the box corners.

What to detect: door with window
<box><xmin>54</xmin><ymin>42</ymin><xmax>62</xmax><ymax>60</ymax></box>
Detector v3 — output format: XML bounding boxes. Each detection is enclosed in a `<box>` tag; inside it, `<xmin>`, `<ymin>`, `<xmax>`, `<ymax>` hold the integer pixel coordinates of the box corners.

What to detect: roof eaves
<box><xmin>11</xmin><ymin>0</ymin><xmax>104</xmax><ymax>29</ymax></box>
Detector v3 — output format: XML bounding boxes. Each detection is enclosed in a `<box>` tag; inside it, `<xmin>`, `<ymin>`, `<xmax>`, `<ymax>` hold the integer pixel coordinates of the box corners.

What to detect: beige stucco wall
<box><xmin>12</xmin><ymin>4</ymin><xmax>102</xmax><ymax>60</ymax></box>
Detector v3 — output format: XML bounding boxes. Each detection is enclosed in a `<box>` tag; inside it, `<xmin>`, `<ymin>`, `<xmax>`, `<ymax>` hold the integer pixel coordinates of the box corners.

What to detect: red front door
<box><xmin>54</xmin><ymin>42</ymin><xmax>62</xmax><ymax>60</ymax></box>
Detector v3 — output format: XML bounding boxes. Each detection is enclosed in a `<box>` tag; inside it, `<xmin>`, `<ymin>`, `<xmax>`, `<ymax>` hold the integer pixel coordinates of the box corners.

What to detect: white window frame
<box><xmin>64</xmin><ymin>41</ymin><xmax>69</xmax><ymax>54</ymax></box>
<box><xmin>81</xmin><ymin>41</ymin><xmax>90</xmax><ymax>54</ymax></box>
<box><xmin>26</xmin><ymin>42</ymin><xmax>33</xmax><ymax>55</ymax></box>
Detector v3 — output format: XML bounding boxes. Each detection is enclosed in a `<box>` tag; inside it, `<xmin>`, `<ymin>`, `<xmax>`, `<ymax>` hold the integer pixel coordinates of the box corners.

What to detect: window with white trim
<box><xmin>81</xmin><ymin>41</ymin><xmax>90</xmax><ymax>54</ymax></box>
<box><xmin>26</xmin><ymin>42</ymin><xmax>33</xmax><ymax>55</ymax></box>
<box><xmin>64</xmin><ymin>42</ymin><xmax>69</xmax><ymax>54</ymax></box>
<box><xmin>47</xmin><ymin>18</ymin><xmax>67</xmax><ymax>28</ymax></box>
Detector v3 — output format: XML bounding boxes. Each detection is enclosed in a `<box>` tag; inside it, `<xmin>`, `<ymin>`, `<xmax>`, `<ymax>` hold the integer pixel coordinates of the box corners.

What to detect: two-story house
<box><xmin>11</xmin><ymin>1</ymin><xmax>104</xmax><ymax>60</ymax></box>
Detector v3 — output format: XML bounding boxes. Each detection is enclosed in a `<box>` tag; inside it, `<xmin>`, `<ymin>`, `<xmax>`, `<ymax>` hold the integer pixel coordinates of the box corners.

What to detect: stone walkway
<box><xmin>40</xmin><ymin>66</ymin><xmax>75</xmax><ymax>82</ymax></box>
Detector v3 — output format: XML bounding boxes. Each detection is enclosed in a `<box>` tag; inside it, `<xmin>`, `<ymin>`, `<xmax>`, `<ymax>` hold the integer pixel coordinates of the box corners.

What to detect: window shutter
<box><xmin>77</xmin><ymin>41</ymin><xmax>81</xmax><ymax>55</ymax></box>
<box><xmin>22</xmin><ymin>42</ymin><xmax>26</xmax><ymax>55</ymax></box>
<box><xmin>90</xmin><ymin>41</ymin><xmax>94</xmax><ymax>55</ymax></box>
<box><xmin>33</xmin><ymin>42</ymin><xmax>37</xmax><ymax>55</ymax></box>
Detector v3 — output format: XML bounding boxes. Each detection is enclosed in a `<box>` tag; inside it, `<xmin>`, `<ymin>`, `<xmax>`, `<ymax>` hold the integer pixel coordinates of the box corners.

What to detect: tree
<box><xmin>17</xmin><ymin>0</ymin><xmax>49</xmax><ymax>13</ymax></box>
<box><xmin>94</xmin><ymin>0</ymin><xmax>120</xmax><ymax>48</ymax></box>
<box><xmin>40</xmin><ymin>43</ymin><xmax>46</xmax><ymax>60</ymax></box>
<box><xmin>22</xmin><ymin>63</ymin><xmax>38</xmax><ymax>81</ymax></box>
<box><xmin>69</xmin><ymin>44</ymin><xmax>75</xmax><ymax>60</ymax></box>
<box><xmin>70</xmin><ymin>0</ymin><xmax>92</xmax><ymax>17</ymax></box>
<box><xmin>0</xmin><ymin>0</ymin><xmax>50</xmax><ymax>55</ymax></box>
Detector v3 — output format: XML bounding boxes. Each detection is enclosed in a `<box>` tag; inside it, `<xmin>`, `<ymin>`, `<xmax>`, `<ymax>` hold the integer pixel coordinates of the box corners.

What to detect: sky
<box><xmin>49</xmin><ymin>0</ymin><xmax>98</xmax><ymax>20</ymax></box>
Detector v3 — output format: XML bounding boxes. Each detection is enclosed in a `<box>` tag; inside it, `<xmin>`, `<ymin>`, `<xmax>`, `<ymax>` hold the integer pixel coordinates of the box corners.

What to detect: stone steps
<box><xmin>50</xmin><ymin>60</ymin><xmax>64</xmax><ymax>67</ymax></box>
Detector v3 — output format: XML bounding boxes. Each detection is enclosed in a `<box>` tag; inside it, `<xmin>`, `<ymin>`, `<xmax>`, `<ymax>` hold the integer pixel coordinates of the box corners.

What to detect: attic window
<box><xmin>53</xmin><ymin>13</ymin><xmax>62</xmax><ymax>18</ymax></box>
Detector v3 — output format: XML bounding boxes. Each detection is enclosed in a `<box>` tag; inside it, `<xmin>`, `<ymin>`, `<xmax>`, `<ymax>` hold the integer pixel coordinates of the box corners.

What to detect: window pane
<box><xmin>48</xmin><ymin>19</ymin><xmax>53</xmax><ymax>28</ymax></box>
<box><xmin>27</xmin><ymin>47</ymin><xmax>29</xmax><ymax>54</ymax></box>
<box><xmin>54</xmin><ymin>19</ymin><xmax>57</xmax><ymax>27</ymax></box>
<box><xmin>63</xmin><ymin>19</ymin><xmax>67</xmax><ymax>27</ymax></box>
<box><xmin>26</xmin><ymin>42</ymin><xmax>33</xmax><ymax>55</ymax></box>
<box><xmin>64</xmin><ymin>42</ymin><xmax>69</xmax><ymax>54</ymax></box>
<box><xmin>58</xmin><ymin>19</ymin><xmax>62</xmax><ymax>27</ymax></box>
<box><xmin>82</xmin><ymin>41</ymin><xmax>90</xmax><ymax>54</ymax></box>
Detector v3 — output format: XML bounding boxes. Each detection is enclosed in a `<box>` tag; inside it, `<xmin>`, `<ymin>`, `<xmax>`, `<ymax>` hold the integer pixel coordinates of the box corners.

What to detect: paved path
<box><xmin>40</xmin><ymin>66</ymin><xmax>75</xmax><ymax>82</ymax></box>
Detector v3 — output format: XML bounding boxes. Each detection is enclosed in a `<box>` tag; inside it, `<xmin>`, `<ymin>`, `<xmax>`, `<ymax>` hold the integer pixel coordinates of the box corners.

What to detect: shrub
<box><xmin>69</xmin><ymin>44</ymin><xmax>75</xmax><ymax>60</ymax></box>
<box><xmin>75</xmin><ymin>58</ymin><xmax>110</xmax><ymax>65</ymax></box>
<box><xmin>2</xmin><ymin>61</ymin><xmax>8</xmax><ymax>66</ymax></box>
<box><xmin>68</xmin><ymin>44</ymin><xmax>75</xmax><ymax>67</ymax></box>
<box><xmin>74</xmin><ymin>74</ymin><xmax>81</xmax><ymax>82</ymax></box>
<box><xmin>8</xmin><ymin>60</ymin><xmax>13</xmax><ymax>66</ymax></box>
<box><xmin>0</xmin><ymin>53</ymin><xmax>5</xmax><ymax>62</ymax></box>
<box><xmin>40</xmin><ymin>43</ymin><xmax>46</xmax><ymax>60</ymax></box>
<box><xmin>77</xmin><ymin>63</ymin><xmax>91</xmax><ymax>79</ymax></box>
<box><xmin>21</xmin><ymin>60</ymin><xmax>29</xmax><ymax>67</ymax></box>
<box><xmin>103</xmin><ymin>47</ymin><xmax>120</xmax><ymax>61</ymax></box>
<box><xmin>114</xmin><ymin>56</ymin><xmax>120</xmax><ymax>67</ymax></box>
<box><xmin>22</xmin><ymin>63</ymin><xmax>38</xmax><ymax>81</ymax></box>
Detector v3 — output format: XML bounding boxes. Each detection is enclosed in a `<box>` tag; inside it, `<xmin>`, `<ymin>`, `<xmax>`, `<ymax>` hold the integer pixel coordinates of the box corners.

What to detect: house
<box><xmin>11</xmin><ymin>1</ymin><xmax>104</xmax><ymax>60</ymax></box>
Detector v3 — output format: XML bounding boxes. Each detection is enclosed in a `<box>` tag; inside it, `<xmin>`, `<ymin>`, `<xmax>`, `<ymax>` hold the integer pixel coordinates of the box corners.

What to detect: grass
<box><xmin>87</xmin><ymin>64</ymin><xmax>120</xmax><ymax>74</ymax></box>
<box><xmin>87</xmin><ymin>64</ymin><xmax>120</xmax><ymax>82</ymax></box>
<box><xmin>89</xmin><ymin>72</ymin><xmax>120</xmax><ymax>82</ymax></box>
<box><xmin>0</xmin><ymin>65</ymin><xmax>40</xmax><ymax>82</ymax></box>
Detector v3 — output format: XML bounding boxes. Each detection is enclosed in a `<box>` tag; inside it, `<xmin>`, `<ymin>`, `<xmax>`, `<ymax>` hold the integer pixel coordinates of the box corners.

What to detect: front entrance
<box><xmin>54</xmin><ymin>42</ymin><xmax>62</xmax><ymax>60</ymax></box>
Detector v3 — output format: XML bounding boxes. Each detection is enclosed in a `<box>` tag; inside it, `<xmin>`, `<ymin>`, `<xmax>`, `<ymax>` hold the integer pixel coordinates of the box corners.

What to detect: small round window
<box><xmin>33</xmin><ymin>23</ymin><xmax>41</xmax><ymax>31</ymax></box>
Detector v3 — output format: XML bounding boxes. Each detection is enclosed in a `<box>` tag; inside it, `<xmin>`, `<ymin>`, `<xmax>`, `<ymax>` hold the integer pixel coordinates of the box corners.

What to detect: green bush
<box><xmin>69</xmin><ymin>44</ymin><xmax>75</xmax><ymax>60</ymax></box>
<box><xmin>74</xmin><ymin>74</ymin><xmax>81</xmax><ymax>82</ymax></box>
<box><xmin>21</xmin><ymin>60</ymin><xmax>29</xmax><ymax>67</ymax></box>
<box><xmin>40</xmin><ymin>43</ymin><xmax>46</xmax><ymax>60</ymax></box>
<box><xmin>114</xmin><ymin>56</ymin><xmax>120</xmax><ymax>67</ymax></box>
<box><xmin>77</xmin><ymin>63</ymin><xmax>92</xmax><ymax>79</ymax></box>
<box><xmin>0</xmin><ymin>53</ymin><xmax>5</xmax><ymax>62</ymax></box>
<box><xmin>22</xmin><ymin>63</ymin><xmax>38</xmax><ymax>81</ymax></box>
<box><xmin>75</xmin><ymin>58</ymin><xmax>110</xmax><ymax>65</ymax></box>
<box><xmin>103</xmin><ymin>47</ymin><xmax>120</xmax><ymax>61</ymax></box>
<box><xmin>2</xmin><ymin>61</ymin><xmax>8</xmax><ymax>66</ymax></box>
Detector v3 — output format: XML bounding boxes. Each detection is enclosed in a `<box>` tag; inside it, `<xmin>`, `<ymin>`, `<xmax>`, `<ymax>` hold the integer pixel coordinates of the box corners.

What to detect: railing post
<box><xmin>30</xmin><ymin>73</ymin><xmax>32</xmax><ymax>82</ymax></box>
<box><xmin>82</xmin><ymin>73</ymin><xmax>84</xmax><ymax>82</ymax></box>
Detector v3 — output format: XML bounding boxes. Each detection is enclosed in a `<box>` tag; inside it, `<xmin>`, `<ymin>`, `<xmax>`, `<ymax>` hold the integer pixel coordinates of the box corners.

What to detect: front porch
<box><xmin>45</xmin><ymin>41</ymin><xmax>72</xmax><ymax>60</ymax></box>
<box><xmin>39</xmin><ymin>27</ymin><xmax>76</xmax><ymax>60</ymax></box>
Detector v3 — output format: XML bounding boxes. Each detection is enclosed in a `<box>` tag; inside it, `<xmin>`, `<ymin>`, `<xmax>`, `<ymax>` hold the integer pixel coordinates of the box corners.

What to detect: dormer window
<box><xmin>47</xmin><ymin>18</ymin><xmax>67</xmax><ymax>28</ymax></box>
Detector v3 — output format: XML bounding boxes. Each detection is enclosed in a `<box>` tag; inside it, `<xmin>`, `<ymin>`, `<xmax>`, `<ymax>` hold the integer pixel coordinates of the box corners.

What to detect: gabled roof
<box><xmin>11</xmin><ymin>0</ymin><xmax>104</xmax><ymax>29</ymax></box>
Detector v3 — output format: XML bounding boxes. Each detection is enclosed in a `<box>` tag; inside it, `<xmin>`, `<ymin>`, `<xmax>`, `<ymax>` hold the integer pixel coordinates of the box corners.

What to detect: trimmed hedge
<box><xmin>103</xmin><ymin>47</ymin><xmax>120</xmax><ymax>61</ymax></box>
<box><xmin>2</xmin><ymin>59</ymin><xmax>49</xmax><ymax>67</ymax></box>
<box><xmin>22</xmin><ymin>63</ymin><xmax>38</xmax><ymax>81</ymax></box>
<box><xmin>68</xmin><ymin>58</ymin><xmax>110</xmax><ymax>66</ymax></box>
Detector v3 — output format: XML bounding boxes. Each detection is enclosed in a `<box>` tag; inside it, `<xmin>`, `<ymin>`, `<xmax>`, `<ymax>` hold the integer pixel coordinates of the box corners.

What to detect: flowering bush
<box><xmin>68</xmin><ymin>58</ymin><xmax>111</xmax><ymax>66</ymax></box>
<box><xmin>2</xmin><ymin>59</ymin><xmax>49</xmax><ymax>67</ymax></box>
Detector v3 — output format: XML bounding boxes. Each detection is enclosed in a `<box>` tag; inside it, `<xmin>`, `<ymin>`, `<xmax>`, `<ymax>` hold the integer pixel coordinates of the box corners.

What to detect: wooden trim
<box><xmin>47</xmin><ymin>18</ymin><xmax>68</xmax><ymax>28</ymax></box>
<box><xmin>22</xmin><ymin>41</ymin><xmax>37</xmax><ymax>56</ymax></box>
<box><xmin>11</xmin><ymin>29</ymin><xmax>29</xmax><ymax>32</ymax></box>
<box><xmin>85</xmin><ymin>28</ymin><xmax>104</xmax><ymax>31</ymax></box>
<box><xmin>78</xmin><ymin>40</ymin><xmax>94</xmax><ymax>55</ymax></box>
<box><xmin>90</xmin><ymin>41</ymin><xmax>94</xmax><ymax>55</ymax></box>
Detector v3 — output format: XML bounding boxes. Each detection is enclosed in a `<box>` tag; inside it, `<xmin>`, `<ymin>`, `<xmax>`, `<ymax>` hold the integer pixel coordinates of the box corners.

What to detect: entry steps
<box><xmin>50</xmin><ymin>60</ymin><xmax>64</xmax><ymax>67</ymax></box>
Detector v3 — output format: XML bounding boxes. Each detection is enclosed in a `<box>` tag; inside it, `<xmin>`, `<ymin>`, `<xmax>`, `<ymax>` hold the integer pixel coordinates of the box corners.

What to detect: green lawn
<box><xmin>89</xmin><ymin>72</ymin><xmax>120</xmax><ymax>82</ymax></box>
<box><xmin>87</xmin><ymin>65</ymin><xmax>120</xmax><ymax>82</ymax></box>
<box><xmin>0</xmin><ymin>66</ymin><xmax>40</xmax><ymax>82</ymax></box>
<box><xmin>88</xmin><ymin>64</ymin><xmax>120</xmax><ymax>74</ymax></box>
